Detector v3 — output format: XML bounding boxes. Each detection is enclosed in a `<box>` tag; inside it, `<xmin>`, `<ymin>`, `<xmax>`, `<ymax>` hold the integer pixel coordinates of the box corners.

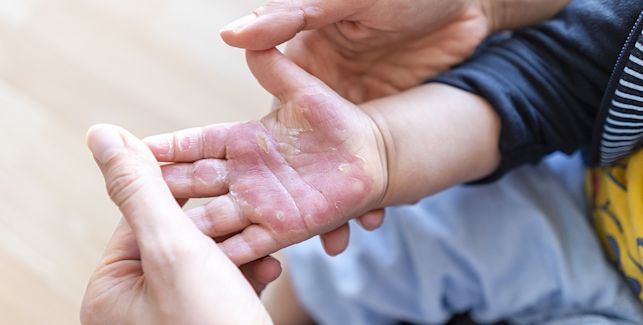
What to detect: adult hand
<box><xmin>221</xmin><ymin>0</ymin><xmax>569</xmax><ymax>251</ymax></box>
<box><xmin>144</xmin><ymin>48</ymin><xmax>389</xmax><ymax>264</ymax></box>
<box><xmin>222</xmin><ymin>0</ymin><xmax>489</xmax><ymax>103</ymax></box>
<box><xmin>221</xmin><ymin>0</ymin><xmax>571</xmax><ymax>103</ymax></box>
<box><xmin>80</xmin><ymin>125</ymin><xmax>276</xmax><ymax>325</ymax></box>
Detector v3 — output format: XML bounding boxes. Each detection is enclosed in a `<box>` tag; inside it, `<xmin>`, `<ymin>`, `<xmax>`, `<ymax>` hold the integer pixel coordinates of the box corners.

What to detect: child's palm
<box><xmin>146</xmin><ymin>49</ymin><xmax>386</xmax><ymax>264</ymax></box>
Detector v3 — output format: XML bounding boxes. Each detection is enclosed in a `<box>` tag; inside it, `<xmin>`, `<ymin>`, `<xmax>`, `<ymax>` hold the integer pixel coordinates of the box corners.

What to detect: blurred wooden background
<box><xmin>0</xmin><ymin>0</ymin><xmax>269</xmax><ymax>323</ymax></box>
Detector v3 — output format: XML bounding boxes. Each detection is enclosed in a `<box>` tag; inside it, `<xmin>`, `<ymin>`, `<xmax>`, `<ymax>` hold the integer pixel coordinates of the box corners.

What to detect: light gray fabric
<box><xmin>286</xmin><ymin>153</ymin><xmax>643</xmax><ymax>324</ymax></box>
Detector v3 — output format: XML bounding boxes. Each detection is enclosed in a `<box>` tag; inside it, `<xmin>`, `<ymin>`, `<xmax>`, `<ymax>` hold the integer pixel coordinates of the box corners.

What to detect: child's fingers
<box><xmin>240</xmin><ymin>256</ymin><xmax>282</xmax><ymax>294</ymax></box>
<box><xmin>87</xmin><ymin>124</ymin><xmax>203</xmax><ymax>259</ymax></box>
<box><xmin>161</xmin><ymin>159</ymin><xmax>229</xmax><ymax>198</ymax></box>
<box><xmin>176</xmin><ymin>198</ymin><xmax>189</xmax><ymax>207</ymax></box>
<box><xmin>184</xmin><ymin>195</ymin><xmax>251</xmax><ymax>238</ymax></box>
<box><xmin>247</xmin><ymin>48</ymin><xmax>354</xmax><ymax>130</ymax></box>
<box><xmin>246</xmin><ymin>48</ymin><xmax>327</xmax><ymax>100</ymax></box>
<box><xmin>320</xmin><ymin>223</ymin><xmax>350</xmax><ymax>256</ymax></box>
<box><xmin>143</xmin><ymin>123</ymin><xmax>236</xmax><ymax>163</ymax></box>
<box><xmin>357</xmin><ymin>209</ymin><xmax>385</xmax><ymax>231</ymax></box>
<box><xmin>219</xmin><ymin>225</ymin><xmax>283</xmax><ymax>266</ymax></box>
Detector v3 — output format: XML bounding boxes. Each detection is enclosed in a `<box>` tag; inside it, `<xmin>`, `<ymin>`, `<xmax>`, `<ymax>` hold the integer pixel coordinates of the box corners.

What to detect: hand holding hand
<box><xmin>144</xmin><ymin>49</ymin><xmax>389</xmax><ymax>264</ymax></box>
<box><xmin>220</xmin><ymin>0</ymin><xmax>568</xmax><ymax>250</ymax></box>
<box><xmin>81</xmin><ymin>125</ymin><xmax>276</xmax><ymax>325</ymax></box>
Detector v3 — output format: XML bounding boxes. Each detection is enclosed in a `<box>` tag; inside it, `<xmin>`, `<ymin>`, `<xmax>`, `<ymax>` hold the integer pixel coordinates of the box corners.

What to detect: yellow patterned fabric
<box><xmin>588</xmin><ymin>149</ymin><xmax>643</xmax><ymax>302</ymax></box>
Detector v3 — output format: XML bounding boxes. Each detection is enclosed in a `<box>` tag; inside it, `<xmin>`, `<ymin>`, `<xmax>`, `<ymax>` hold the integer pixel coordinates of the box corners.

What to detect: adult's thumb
<box><xmin>221</xmin><ymin>0</ymin><xmax>368</xmax><ymax>50</ymax></box>
<box><xmin>87</xmin><ymin>124</ymin><xmax>198</xmax><ymax>254</ymax></box>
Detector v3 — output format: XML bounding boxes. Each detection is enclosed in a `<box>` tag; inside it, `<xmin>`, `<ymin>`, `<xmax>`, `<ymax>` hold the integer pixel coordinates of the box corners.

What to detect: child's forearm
<box><xmin>481</xmin><ymin>0</ymin><xmax>570</xmax><ymax>32</ymax></box>
<box><xmin>362</xmin><ymin>83</ymin><xmax>501</xmax><ymax>207</ymax></box>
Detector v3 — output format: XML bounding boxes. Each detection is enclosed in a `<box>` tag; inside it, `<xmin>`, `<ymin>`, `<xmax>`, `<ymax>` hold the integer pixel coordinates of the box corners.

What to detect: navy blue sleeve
<box><xmin>434</xmin><ymin>0</ymin><xmax>643</xmax><ymax>181</ymax></box>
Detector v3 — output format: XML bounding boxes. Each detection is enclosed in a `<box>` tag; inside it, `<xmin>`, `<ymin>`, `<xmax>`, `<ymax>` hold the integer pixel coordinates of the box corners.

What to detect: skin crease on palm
<box><xmin>145</xmin><ymin>49</ymin><xmax>388</xmax><ymax>265</ymax></box>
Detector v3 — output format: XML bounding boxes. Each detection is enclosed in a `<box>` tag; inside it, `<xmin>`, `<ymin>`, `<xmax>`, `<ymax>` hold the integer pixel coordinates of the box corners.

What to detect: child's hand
<box><xmin>144</xmin><ymin>49</ymin><xmax>388</xmax><ymax>265</ymax></box>
<box><xmin>82</xmin><ymin>125</ymin><xmax>275</xmax><ymax>325</ymax></box>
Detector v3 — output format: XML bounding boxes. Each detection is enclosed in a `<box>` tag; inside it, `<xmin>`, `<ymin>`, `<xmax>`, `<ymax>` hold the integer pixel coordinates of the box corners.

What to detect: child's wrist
<box><xmin>361</xmin><ymin>102</ymin><xmax>395</xmax><ymax>209</ymax></box>
<box><xmin>359</xmin><ymin>83</ymin><xmax>502</xmax><ymax>208</ymax></box>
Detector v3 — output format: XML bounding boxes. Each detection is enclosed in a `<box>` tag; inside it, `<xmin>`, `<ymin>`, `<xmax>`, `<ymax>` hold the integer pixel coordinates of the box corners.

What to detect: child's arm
<box><xmin>143</xmin><ymin>49</ymin><xmax>500</xmax><ymax>266</ymax></box>
<box><xmin>374</xmin><ymin>1</ymin><xmax>643</xmax><ymax>203</ymax></box>
<box><xmin>434</xmin><ymin>1</ymin><xmax>643</xmax><ymax>176</ymax></box>
<box><xmin>361</xmin><ymin>83</ymin><xmax>501</xmax><ymax>206</ymax></box>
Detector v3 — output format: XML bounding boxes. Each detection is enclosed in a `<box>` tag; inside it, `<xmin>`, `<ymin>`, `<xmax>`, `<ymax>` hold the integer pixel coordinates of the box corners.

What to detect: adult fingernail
<box><xmin>87</xmin><ymin>125</ymin><xmax>124</xmax><ymax>164</ymax></box>
<box><xmin>221</xmin><ymin>13</ymin><xmax>257</xmax><ymax>32</ymax></box>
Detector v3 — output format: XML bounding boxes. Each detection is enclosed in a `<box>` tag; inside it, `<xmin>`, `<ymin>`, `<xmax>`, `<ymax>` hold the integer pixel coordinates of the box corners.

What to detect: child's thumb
<box><xmin>245</xmin><ymin>48</ymin><xmax>327</xmax><ymax>99</ymax></box>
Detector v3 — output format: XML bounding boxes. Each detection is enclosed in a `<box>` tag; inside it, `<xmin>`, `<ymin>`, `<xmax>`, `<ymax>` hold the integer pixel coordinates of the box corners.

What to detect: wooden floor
<box><xmin>0</xmin><ymin>1</ymin><xmax>269</xmax><ymax>323</ymax></box>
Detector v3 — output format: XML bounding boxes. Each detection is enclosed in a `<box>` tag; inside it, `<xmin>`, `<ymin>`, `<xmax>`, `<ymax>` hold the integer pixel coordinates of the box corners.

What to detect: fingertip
<box><xmin>218</xmin><ymin>226</ymin><xmax>278</xmax><ymax>266</ymax></box>
<box><xmin>320</xmin><ymin>224</ymin><xmax>350</xmax><ymax>257</ymax></box>
<box><xmin>220</xmin><ymin>13</ymin><xmax>257</xmax><ymax>34</ymax></box>
<box><xmin>256</xmin><ymin>256</ymin><xmax>283</xmax><ymax>283</ymax></box>
<box><xmin>86</xmin><ymin>124</ymin><xmax>125</xmax><ymax>165</ymax></box>
<box><xmin>86</xmin><ymin>123</ymin><xmax>117</xmax><ymax>146</ymax></box>
<box><xmin>358</xmin><ymin>209</ymin><xmax>386</xmax><ymax>231</ymax></box>
<box><xmin>219</xmin><ymin>29</ymin><xmax>239</xmax><ymax>47</ymax></box>
<box><xmin>240</xmin><ymin>255</ymin><xmax>283</xmax><ymax>294</ymax></box>
<box><xmin>220</xmin><ymin>11</ymin><xmax>302</xmax><ymax>51</ymax></box>
<box><xmin>219</xmin><ymin>26</ymin><xmax>253</xmax><ymax>50</ymax></box>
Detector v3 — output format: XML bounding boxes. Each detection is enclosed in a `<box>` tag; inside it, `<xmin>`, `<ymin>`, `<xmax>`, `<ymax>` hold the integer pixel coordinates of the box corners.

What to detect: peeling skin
<box><xmin>257</xmin><ymin>135</ymin><xmax>270</xmax><ymax>154</ymax></box>
<box><xmin>287</xmin><ymin>128</ymin><xmax>307</xmax><ymax>136</ymax></box>
<box><xmin>277</xmin><ymin>142</ymin><xmax>302</xmax><ymax>157</ymax></box>
<box><xmin>194</xmin><ymin>163</ymin><xmax>218</xmax><ymax>184</ymax></box>
<box><xmin>179</xmin><ymin>136</ymin><xmax>192</xmax><ymax>151</ymax></box>
<box><xmin>275</xmin><ymin>103</ymin><xmax>314</xmax><ymax>132</ymax></box>
<box><xmin>217</xmin><ymin>107</ymin><xmax>379</xmax><ymax>251</ymax></box>
<box><xmin>338</xmin><ymin>164</ymin><xmax>350</xmax><ymax>173</ymax></box>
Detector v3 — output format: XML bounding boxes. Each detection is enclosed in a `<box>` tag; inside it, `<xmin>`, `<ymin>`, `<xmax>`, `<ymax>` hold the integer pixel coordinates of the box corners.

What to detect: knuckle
<box><xmin>193</xmin><ymin>160</ymin><xmax>227</xmax><ymax>188</ymax></box>
<box><xmin>260</xmin><ymin>1</ymin><xmax>310</xmax><ymax>28</ymax></box>
<box><xmin>147</xmin><ymin>236</ymin><xmax>195</xmax><ymax>268</ymax></box>
<box><xmin>192</xmin><ymin>160</ymin><xmax>213</xmax><ymax>183</ymax></box>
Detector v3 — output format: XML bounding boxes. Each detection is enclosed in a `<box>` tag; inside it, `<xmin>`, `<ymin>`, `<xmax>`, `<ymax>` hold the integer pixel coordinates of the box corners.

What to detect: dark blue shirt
<box><xmin>435</xmin><ymin>0</ymin><xmax>643</xmax><ymax>181</ymax></box>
